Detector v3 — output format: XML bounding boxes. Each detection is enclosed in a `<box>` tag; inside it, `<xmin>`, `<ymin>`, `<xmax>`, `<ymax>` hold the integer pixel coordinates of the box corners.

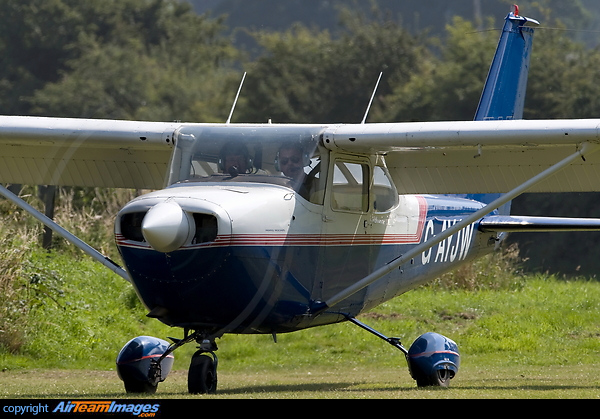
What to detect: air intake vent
<box><xmin>120</xmin><ymin>212</ymin><xmax>146</xmax><ymax>242</ymax></box>
<box><xmin>192</xmin><ymin>213</ymin><xmax>218</xmax><ymax>244</ymax></box>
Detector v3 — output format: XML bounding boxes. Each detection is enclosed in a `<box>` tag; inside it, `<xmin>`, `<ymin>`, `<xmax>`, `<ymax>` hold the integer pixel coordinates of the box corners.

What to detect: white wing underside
<box><xmin>1</xmin><ymin>115</ymin><xmax>600</xmax><ymax>193</ymax></box>
<box><xmin>324</xmin><ymin>119</ymin><xmax>600</xmax><ymax>194</ymax></box>
<box><xmin>0</xmin><ymin>116</ymin><xmax>181</xmax><ymax>189</ymax></box>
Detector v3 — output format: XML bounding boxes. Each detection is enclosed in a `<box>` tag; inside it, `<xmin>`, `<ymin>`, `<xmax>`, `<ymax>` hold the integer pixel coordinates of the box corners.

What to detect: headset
<box><xmin>218</xmin><ymin>142</ymin><xmax>253</xmax><ymax>173</ymax></box>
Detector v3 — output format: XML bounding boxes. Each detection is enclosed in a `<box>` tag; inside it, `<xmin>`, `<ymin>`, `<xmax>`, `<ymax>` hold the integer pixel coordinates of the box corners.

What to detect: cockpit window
<box><xmin>372</xmin><ymin>165</ymin><xmax>398</xmax><ymax>212</ymax></box>
<box><xmin>331</xmin><ymin>160</ymin><xmax>370</xmax><ymax>213</ymax></box>
<box><xmin>166</xmin><ymin>125</ymin><xmax>326</xmax><ymax>204</ymax></box>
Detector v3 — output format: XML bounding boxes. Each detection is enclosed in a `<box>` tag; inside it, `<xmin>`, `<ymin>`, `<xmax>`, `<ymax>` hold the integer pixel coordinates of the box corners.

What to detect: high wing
<box><xmin>0</xmin><ymin>116</ymin><xmax>181</xmax><ymax>189</ymax></box>
<box><xmin>313</xmin><ymin>119</ymin><xmax>600</xmax><ymax>313</ymax></box>
<box><xmin>322</xmin><ymin>119</ymin><xmax>600</xmax><ymax>194</ymax></box>
<box><xmin>1</xmin><ymin>116</ymin><xmax>600</xmax><ymax>195</ymax></box>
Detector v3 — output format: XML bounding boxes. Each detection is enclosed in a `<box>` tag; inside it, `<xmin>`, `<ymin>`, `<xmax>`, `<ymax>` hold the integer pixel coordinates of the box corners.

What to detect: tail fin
<box><xmin>474</xmin><ymin>5</ymin><xmax>539</xmax><ymax>121</ymax></box>
<box><xmin>465</xmin><ymin>6</ymin><xmax>539</xmax><ymax>215</ymax></box>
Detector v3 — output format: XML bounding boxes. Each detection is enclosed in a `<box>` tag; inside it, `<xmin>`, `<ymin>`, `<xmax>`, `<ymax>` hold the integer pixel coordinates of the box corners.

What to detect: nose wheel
<box><xmin>150</xmin><ymin>330</ymin><xmax>220</xmax><ymax>395</ymax></box>
<box><xmin>187</xmin><ymin>338</ymin><xmax>219</xmax><ymax>394</ymax></box>
<box><xmin>188</xmin><ymin>350</ymin><xmax>218</xmax><ymax>394</ymax></box>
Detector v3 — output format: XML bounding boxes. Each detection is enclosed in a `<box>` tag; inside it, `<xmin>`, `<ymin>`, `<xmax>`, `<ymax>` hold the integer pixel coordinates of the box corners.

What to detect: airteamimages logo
<box><xmin>52</xmin><ymin>401</ymin><xmax>161</xmax><ymax>416</ymax></box>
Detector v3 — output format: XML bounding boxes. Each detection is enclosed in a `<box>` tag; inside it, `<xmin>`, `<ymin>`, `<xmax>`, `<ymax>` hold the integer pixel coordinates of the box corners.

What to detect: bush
<box><xmin>0</xmin><ymin>186</ymin><xmax>136</xmax><ymax>355</ymax></box>
<box><xmin>0</xmin><ymin>226</ymin><xmax>38</xmax><ymax>353</ymax></box>
<box><xmin>428</xmin><ymin>243</ymin><xmax>526</xmax><ymax>291</ymax></box>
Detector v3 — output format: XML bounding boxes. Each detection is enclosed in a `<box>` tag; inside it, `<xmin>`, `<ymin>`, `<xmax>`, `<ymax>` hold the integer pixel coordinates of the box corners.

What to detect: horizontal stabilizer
<box><xmin>479</xmin><ymin>215</ymin><xmax>600</xmax><ymax>233</ymax></box>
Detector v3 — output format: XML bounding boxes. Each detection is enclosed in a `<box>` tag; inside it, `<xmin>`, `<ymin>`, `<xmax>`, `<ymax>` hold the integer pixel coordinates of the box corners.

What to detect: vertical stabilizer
<box><xmin>464</xmin><ymin>6</ymin><xmax>539</xmax><ymax>215</ymax></box>
<box><xmin>474</xmin><ymin>5</ymin><xmax>539</xmax><ymax>121</ymax></box>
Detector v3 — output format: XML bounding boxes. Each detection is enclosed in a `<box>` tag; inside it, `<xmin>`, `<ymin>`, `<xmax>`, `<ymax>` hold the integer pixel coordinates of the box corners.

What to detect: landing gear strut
<box><xmin>345</xmin><ymin>316</ymin><xmax>409</xmax><ymax>354</ymax></box>
<box><xmin>345</xmin><ymin>315</ymin><xmax>460</xmax><ymax>388</ymax></box>
<box><xmin>118</xmin><ymin>318</ymin><xmax>458</xmax><ymax>394</ymax></box>
<box><xmin>164</xmin><ymin>330</ymin><xmax>219</xmax><ymax>394</ymax></box>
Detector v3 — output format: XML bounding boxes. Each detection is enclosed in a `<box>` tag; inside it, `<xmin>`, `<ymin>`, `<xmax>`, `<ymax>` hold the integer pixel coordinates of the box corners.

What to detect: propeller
<box><xmin>142</xmin><ymin>200</ymin><xmax>192</xmax><ymax>253</ymax></box>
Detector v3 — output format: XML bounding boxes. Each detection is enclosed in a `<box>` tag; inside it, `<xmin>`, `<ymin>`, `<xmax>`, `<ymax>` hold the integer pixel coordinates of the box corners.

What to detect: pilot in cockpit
<box><xmin>218</xmin><ymin>142</ymin><xmax>251</xmax><ymax>175</ymax></box>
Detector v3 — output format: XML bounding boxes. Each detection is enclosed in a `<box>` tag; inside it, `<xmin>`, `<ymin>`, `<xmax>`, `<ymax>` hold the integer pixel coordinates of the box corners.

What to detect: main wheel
<box><xmin>188</xmin><ymin>352</ymin><xmax>217</xmax><ymax>394</ymax></box>
<box><xmin>415</xmin><ymin>368</ymin><xmax>453</xmax><ymax>388</ymax></box>
<box><xmin>123</xmin><ymin>379</ymin><xmax>158</xmax><ymax>394</ymax></box>
<box><xmin>119</xmin><ymin>368</ymin><xmax>158</xmax><ymax>394</ymax></box>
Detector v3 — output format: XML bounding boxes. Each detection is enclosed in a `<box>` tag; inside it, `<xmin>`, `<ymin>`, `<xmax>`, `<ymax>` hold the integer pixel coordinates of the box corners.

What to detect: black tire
<box><xmin>122</xmin><ymin>377</ymin><xmax>158</xmax><ymax>394</ymax></box>
<box><xmin>415</xmin><ymin>369</ymin><xmax>453</xmax><ymax>388</ymax></box>
<box><xmin>188</xmin><ymin>352</ymin><xmax>217</xmax><ymax>394</ymax></box>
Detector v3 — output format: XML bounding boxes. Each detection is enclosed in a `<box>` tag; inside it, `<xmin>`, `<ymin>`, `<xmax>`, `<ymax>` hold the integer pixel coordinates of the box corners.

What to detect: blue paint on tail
<box><xmin>474</xmin><ymin>7</ymin><xmax>539</xmax><ymax>121</ymax></box>
<box><xmin>463</xmin><ymin>6</ymin><xmax>539</xmax><ymax>214</ymax></box>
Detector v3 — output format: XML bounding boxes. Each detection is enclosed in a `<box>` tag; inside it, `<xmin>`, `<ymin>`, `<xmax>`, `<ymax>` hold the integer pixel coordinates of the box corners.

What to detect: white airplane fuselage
<box><xmin>115</xmin><ymin>176</ymin><xmax>496</xmax><ymax>335</ymax></box>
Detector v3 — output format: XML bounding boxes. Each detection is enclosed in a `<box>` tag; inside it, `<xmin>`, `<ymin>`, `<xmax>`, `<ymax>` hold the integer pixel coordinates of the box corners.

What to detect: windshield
<box><xmin>167</xmin><ymin>125</ymin><xmax>327</xmax><ymax>203</ymax></box>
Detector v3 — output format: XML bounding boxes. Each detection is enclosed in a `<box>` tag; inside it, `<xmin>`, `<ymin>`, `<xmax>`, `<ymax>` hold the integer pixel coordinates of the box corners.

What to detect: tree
<box><xmin>237</xmin><ymin>9</ymin><xmax>426</xmax><ymax>124</ymax></box>
<box><xmin>0</xmin><ymin>0</ymin><xmax>241</xmax><ymax>252</ymax></box>
<box><xmin>378</xmin><ymin>17</ymin><xmax>498</xmax><ymax>122</ymax></box>
<box><xmin>526</xmin><ymin>28</ymin><xmax>600</xmax><ymax>119</ymax></box>
<box><xmin>0</xmin><ymin>0</ymin><xmax>239</xmax><ymax>122</ymax></box>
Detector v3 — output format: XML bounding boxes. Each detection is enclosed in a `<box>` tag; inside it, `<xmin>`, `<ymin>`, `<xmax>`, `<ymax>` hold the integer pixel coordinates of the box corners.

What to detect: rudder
<box><xmin>474</xmin><ymin>4</ymin><xmax>539</xmax><ymax>121</ymax></box>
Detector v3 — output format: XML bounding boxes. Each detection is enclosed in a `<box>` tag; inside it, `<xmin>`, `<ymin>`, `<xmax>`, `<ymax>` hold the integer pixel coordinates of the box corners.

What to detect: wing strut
<box><xmin>311</xmin><ymin>142</ymin><xmax>599</xmax><ymax>315</ymax></box>
<box><xmin>0</xmin><ymin>184</ymin><xmax>130</xmax><ymax>282</ymax></box>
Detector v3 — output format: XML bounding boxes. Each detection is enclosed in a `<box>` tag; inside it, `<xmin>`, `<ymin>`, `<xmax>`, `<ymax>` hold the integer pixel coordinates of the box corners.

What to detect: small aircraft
<box><xmin>1</xmin><ymin>5</ymin><xmax>600</xmax><ymax>393</ymax></box>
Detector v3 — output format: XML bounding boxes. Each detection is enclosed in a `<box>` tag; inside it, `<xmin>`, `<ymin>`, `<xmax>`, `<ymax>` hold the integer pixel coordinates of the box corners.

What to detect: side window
<box><xmin>372</xmin><ymin>166</ymin><xmax>398</xmax><ymax>212</ymax></box>
<box><xmin>331</xmin><ymin>161</ymin><xmax>370</xmax><ymax>212</ymax></box>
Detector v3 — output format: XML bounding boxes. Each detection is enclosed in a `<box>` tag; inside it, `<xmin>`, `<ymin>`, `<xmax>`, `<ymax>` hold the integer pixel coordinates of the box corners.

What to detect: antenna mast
<box><xmin>361</xmin><ymin>72</ymin><xmax>383</xmax><ymax>124</ymax></box>
<box><xmin>226</xmin><ymin>72</ymin><xmax>247</xmax><ymax>124</ymax></box>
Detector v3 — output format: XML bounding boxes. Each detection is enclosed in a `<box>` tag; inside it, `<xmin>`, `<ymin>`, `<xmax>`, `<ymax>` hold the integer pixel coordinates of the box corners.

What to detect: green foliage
<box><xmin>3</xmin><ymin>0</ymin><xmax>600</xmax><ymax>124</ymax></box>
<box><xmin>49</xmin><ymin>187</ymin><xmax>137</xmax><ymax>259</ymax></box>
<box><xmin>379</xmin><ymin>17</ymin><xmax>498</xmax><ymax>122</ymax></box>
<box><xmin>429</xmin><ymin>243</ymin><xmax>526</xmax><ymax>291</ymax></box>
<box><xmin>526</xmin><ymin>31</ymin><xmax>600</xmax><ymax>119</ymax></box>
<box><xmin>0</xmin><ymin>235</ymin><xmax>36</xmax><ymax>354</ymax></box>
<box><xmin>238</xmin><ymin>9</ymin><xmax>426</xmax><ymax>123</ymax></box>
<box><xmin>0</xmin><ymin>186</ymin><xmax>136</xmax><ymax>260</ymax></box>
<box><xmin>0</xmin><ymin>248</ymin><xmax>188</xmax><ymax>370</ymax></box>
<box><xmin>0</xmin><ymin>0</ymin><xmax>239</xmax><ymax>121</ymax></box>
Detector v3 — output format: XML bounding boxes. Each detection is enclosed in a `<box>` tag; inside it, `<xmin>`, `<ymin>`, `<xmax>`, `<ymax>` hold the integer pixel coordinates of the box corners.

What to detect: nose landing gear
<box><xmin>188</xmin><ymin>340</ymin><xmax>219</xmax><ymax>394</ymax></box>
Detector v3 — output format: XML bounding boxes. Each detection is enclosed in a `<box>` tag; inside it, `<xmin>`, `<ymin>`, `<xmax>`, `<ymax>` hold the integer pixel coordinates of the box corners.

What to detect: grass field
<box><xmin>1</xmin><ymin>247</ymin><xmax>600</xmax><ymax>398</ymax></box>
<box><xmin>2</xmin><ymin>364</ymin><xmax>599</xmax><ymax>399</ymax></box>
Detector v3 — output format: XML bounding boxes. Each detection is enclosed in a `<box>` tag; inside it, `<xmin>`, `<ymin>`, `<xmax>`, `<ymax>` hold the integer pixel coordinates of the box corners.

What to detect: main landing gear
<box><xmin>345</xmin><ymin>315</ymin><xmax>460</xmax><ymax>388</ymax></box>
<box><xmin>116</xmin><ymin>330</ymin><xmax>220</xmax><ymax>395</ymax></box>
<box><xmin>116</xmin><ymin>320</ymin><xmax>460</xmax><ymax>394</ymax></box>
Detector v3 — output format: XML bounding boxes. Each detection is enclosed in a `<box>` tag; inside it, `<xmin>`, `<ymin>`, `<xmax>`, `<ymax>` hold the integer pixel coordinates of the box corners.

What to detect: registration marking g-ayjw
<box><xmin>421</xmin><ymin>219</ymin><xmax>475</xmax><ymax>265</ymax></box>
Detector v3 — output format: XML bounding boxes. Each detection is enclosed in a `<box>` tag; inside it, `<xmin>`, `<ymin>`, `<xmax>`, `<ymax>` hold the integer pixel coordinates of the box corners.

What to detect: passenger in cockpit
<box><xmin>276</xmin><ymin>143</ymin><xmax>314</xmax><ymax>200</ymax></box>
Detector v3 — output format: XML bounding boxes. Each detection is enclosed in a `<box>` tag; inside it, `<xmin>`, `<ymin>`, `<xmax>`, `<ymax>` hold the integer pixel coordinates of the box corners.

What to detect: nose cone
<box><xmin>142</xmin><ymin>201</ymin><xmax>191</xmax><ymax>253</ymax></box>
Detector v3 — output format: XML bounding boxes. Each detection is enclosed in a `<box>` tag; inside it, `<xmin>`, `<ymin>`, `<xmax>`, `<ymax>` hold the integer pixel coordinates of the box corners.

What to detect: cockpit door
<box><xmin>315</xmin><ymin>155</ymin><xmax>374</xmax><ymax>307</ymax></box>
